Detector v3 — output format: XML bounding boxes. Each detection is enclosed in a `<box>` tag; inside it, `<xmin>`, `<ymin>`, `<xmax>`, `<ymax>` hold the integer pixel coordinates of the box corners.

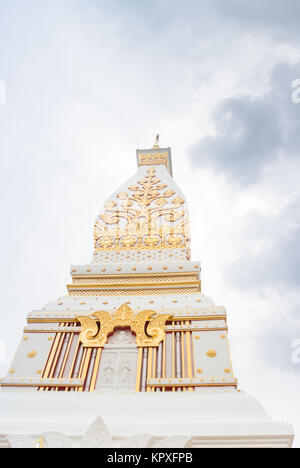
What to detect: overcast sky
<box><xmin>0</xmin><ymin>0</ymin><xmax>300</xmax><ymax>446</ymax></box>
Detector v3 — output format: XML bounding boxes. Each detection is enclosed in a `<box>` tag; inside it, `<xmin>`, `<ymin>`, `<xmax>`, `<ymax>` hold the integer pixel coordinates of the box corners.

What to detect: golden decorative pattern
<box><xmin>72</xmin><ymin>273</ymin><xmax>198</xmax><ymax>285</ymax></box>
<box><xmin>77</xmin><ymin>303</ymin><xmax>172</xmax><ymax>348</ymax></box>
<box><xmin>27</xmin><ymin>351</ymin><xmax>37</xmax><ymax>359</ymax></box>
<box><xmin>206</xmin><ymin>350</ymin><xmax>217</xmax><ymax>358</ymax></box>
<box><xmin>68</xmin><ymin>281</ymin><xmax>200</xmax><ymax>290</ymax></box>
<box><xmin>94</xmin><ymin>167</ymin><xmax>190</xmax><ymax>257</ymax></box>
<box><xmin>137</xmin><ymin>152</ymin><xmax>170</xmax><ymax>173</ymax></box>
<box><xmin>9</xmin><ymin>369</ymin><xmax>16</xmax><ymax>374</ymax></box>
<box><xmin>68</xmin><ymin>286</ymin><xmax>199</xmax><ymax>297</ymax></box>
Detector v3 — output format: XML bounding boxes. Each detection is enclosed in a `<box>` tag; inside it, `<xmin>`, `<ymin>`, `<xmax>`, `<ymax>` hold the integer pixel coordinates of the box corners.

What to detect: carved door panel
<box><xmin>97</xmin><ymin>330</ymin><xmax>138</xmax><ymax>392</ymax></box>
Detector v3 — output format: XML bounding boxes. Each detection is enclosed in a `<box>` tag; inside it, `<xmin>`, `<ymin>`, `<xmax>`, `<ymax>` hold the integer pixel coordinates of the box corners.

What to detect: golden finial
<box><xmin>153</xmin><ymin>134</ymin><xmax>160</xmax><ymax>149</ymax></box>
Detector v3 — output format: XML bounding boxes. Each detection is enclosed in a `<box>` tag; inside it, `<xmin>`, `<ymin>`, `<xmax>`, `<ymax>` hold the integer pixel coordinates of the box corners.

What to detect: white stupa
<box><xmin>0</xmin><ymin>141</ymin><xmax>294</xmax><ymax>448</ymax></box>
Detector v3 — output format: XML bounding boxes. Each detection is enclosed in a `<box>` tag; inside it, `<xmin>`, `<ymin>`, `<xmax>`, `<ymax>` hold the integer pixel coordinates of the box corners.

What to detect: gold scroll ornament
<box><xmin>94</xmin><ymin>167</ymin><xmax>190</xmax><ymax>253</ymax></box>
<box><xmin>77</xmin><ymin>303</ymin><xmax>172</xmax><ymax>348</ymax></box>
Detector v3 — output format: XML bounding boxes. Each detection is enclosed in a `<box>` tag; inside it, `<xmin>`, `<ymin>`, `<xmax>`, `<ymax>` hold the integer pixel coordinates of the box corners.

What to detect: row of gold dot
<box><xmin>72</xmin><ymin>265</ymin><xmax>200</xmax><ymax>273</ymax></box>
<box><xmin>154</xmin><ymin>376</ymin><xmax>236</xmax><ymax>384</ymax></box>
<box><xmin>96</xmin><ymin>248</ymin><xmax>187</xmax><ymax>255</ymax></box>
<box><xmin>31</xmin><ymin>307</ymin><xmax>221</xmax><ymax>316</ymax></box>
<box><xmin>56</xmin><ymin>298</ymin><xmax>203</xmax><ymax>306</ymax></box>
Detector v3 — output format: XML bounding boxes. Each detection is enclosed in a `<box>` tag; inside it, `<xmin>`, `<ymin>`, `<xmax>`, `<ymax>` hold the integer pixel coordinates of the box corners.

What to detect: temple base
<box><xmin>0</xmin><ymin>390</ymin><xmax>294</xmax><ymax>448</ymax></box>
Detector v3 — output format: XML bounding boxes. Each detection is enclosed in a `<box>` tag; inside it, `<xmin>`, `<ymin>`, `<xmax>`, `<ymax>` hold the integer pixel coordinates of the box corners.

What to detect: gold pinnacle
<box><xmin>153</xmin><ymin>134</ymin><xmax>160</xmax><ymax>148</ymax></box>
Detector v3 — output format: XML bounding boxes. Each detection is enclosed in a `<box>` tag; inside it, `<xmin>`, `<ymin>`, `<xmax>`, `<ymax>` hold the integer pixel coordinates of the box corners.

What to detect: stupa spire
<box><xmin>0</xmin><ymin>142</ymin><xmax>293</xmax><ymax>449</ymax></box>
<box><xmin>93</xmin><ymin>144</ymin><xmax>190</xmax><ymax>264</ymax></box>
<box><xmin>153</xmin><ymin>134</ymin><xmax>160</xmax><ymax>148</ymax></box>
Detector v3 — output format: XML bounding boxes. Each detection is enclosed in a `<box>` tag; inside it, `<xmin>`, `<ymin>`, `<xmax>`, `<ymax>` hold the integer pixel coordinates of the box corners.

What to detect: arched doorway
<box><xmin>96</xmin><ymin>329</ymin><xmax>138</xmax><ymax>392</ymax></box>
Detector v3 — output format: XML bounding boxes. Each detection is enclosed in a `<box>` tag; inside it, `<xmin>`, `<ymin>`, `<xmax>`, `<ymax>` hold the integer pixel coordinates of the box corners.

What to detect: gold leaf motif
<box><xmin>117</xmin><ymin>192</ymin><xmax>128</xmax><ymax>200</ymax></box>
<box><xmin>172</xmin><ymin>197</ymin><xmax>185</xmax><ymax>205</ymax></box>
<box><xmin>206</xmin><ymin>350</ymin><xmax>217</xmax><ymax>358</ymax></box>
<box><xmin>164</xmin><ymin>209</ymin><xmax>185</xmax><ymax>222</ymax></box>
<box><xmin>155</xmin><ymin>197</ymin><xmax>168</xmax><ymax>207</ymax></box>
<box><xmin>121</xmin><ymin>200</ymin><xmax>133</xmax><ymax>209</ymax></box>
<box><xmin>120</xmin><ymin>236</ymin><xmax>138</xmax><ymax>247</ymax></box>
<box><xmin>134</xmin><ymin>309</ymin><xmax>156</xmax><ymax>343</ymax></box>
<box><xmin>77</xmin><ymin>304</ymin><xmax>172</xmax><ymax>349</ymax></box>
<box><xmin>94</xmin><ymin>167</ymin><xmax>190</xmax><ymax>256</ymax></box>
<box><xmin>27</xmin><ymin>351</ymin><xmax>37</xmax><ymax>359</ymax></box>
<box><xmin>97</xmin><ymin>237</ymin><xmax>115</xmax><ymax>248</ymax></box>
<box><xmin>164</xmin><ymin>189</ymin><xmax>175</xmax><ymax>198</ymax></box>
<box><xmin>146</xmin><ymin>314</ymin><xmax>172</xmax><ymax>346</ymax></box>
<box><xmin>105</xmin><ymin>200</ymin><xmax>117</xmax><ymax>210</ymax></box>
<box><xmin>114</xmin><ymin>303</ymin><xmax>134</xmax><ymax>323</ymax></box>
<box><xmin>76</xmin><ymin>316</ymin><xmax>99</xmax><ymax>342</ymax></box>
<box><xmin>165</xmin><ymin>234</ymin><xmax>184</xmax><ymax>246</ymax></box>
<box><xmin>92</xmin><ymin>310</ymin><xmax>114</xmax><ymax>346</ymax></box>
<box><xmin>143</xmin><ymin>235</ymin><xmax>161</xmax><ymax>247</ymax></box>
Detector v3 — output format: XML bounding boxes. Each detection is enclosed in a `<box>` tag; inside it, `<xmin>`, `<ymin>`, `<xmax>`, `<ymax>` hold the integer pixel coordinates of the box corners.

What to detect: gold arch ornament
<box><xmin>77</xmin><ymin>303</ymin><xmax>172</xmax><ymax>348</ymax></box>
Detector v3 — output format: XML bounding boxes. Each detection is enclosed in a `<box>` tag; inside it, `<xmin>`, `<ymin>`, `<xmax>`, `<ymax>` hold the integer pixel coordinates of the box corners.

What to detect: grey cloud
<box><xmin>226</xmin><ymin>199</ymin><xmax>300</xmax><ymax>290</ymax></box>
<box><xmin>208</xmin><ymin>0</ymin><xmax>300</xmax><ymax>41</ymax></box>
<box><xmin>226</xmin><ymin>201</ymin><xmax>300</xmax><ymax>373</ymax></box>
<box><xmin>255</xmin><ymin>287</ymin><xmax>300</xmax><ymax>373</ymax></box>
<box><xmin>95</xmin><ymin>0</ymin><xmax>300</xmax><ymax>42</ymax></box>
<box><xmin>190</xmin><ymin>61</ymin><xmax>300</xmax><ymax>184</ymax></box>
<box><xmin>225</xmin><ymin>199</ymin><xmax>300</xmax><ymax>374</ymax></box>
<box><xmin>229</xmin><ymin>227</ymin><xmax>300</xmax><ymax>289</ymax></box>
<box><xmin>195</xmin><ymin>62</ymin><xmax>300</xmax><ymax>294</ymax></box>
<box><xmin>191</xmin><ymin>97</ymin><xmax>282</xmax><ymax>184</ymax></box>
<box><xmin>258</xmin><ymin>323</ymin><xmax>300</xmax><ymax>373</ymax></box>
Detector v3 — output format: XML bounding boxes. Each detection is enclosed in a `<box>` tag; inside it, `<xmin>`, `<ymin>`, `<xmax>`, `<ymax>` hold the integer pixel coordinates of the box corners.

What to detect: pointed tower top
<box><xmin>153</xmin><ymin>134</ymin><xmax>160</xmax><ymax>149</ymax></box>
<box><xmin>93</xmin><ymin>145</ymin><xmax>190</xmax><ymax>263</ymax></box>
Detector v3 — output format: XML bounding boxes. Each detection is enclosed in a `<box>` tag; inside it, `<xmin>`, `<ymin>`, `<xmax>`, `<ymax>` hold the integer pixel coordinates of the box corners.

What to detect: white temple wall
<box><xmin>7</xmin><ymin>333</ymin><xmax>54</xmax><ymax>379</ymax></box>
<box><xmin>192</xmin><ymin>330</ymin><xmax>233</xmax><ymax>380</ymax></box>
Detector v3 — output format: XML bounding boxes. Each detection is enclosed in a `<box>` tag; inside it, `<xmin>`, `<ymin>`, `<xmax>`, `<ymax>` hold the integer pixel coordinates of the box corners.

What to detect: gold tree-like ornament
<box><xmin>94</xmin><ymin>167</ymin><xmax>190</xmax><ymax>251</ymax></box>
<box><xmin>77</xmin><ymin>303</ymin><xmax>172</xmax><ymax>348</ymax></box>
